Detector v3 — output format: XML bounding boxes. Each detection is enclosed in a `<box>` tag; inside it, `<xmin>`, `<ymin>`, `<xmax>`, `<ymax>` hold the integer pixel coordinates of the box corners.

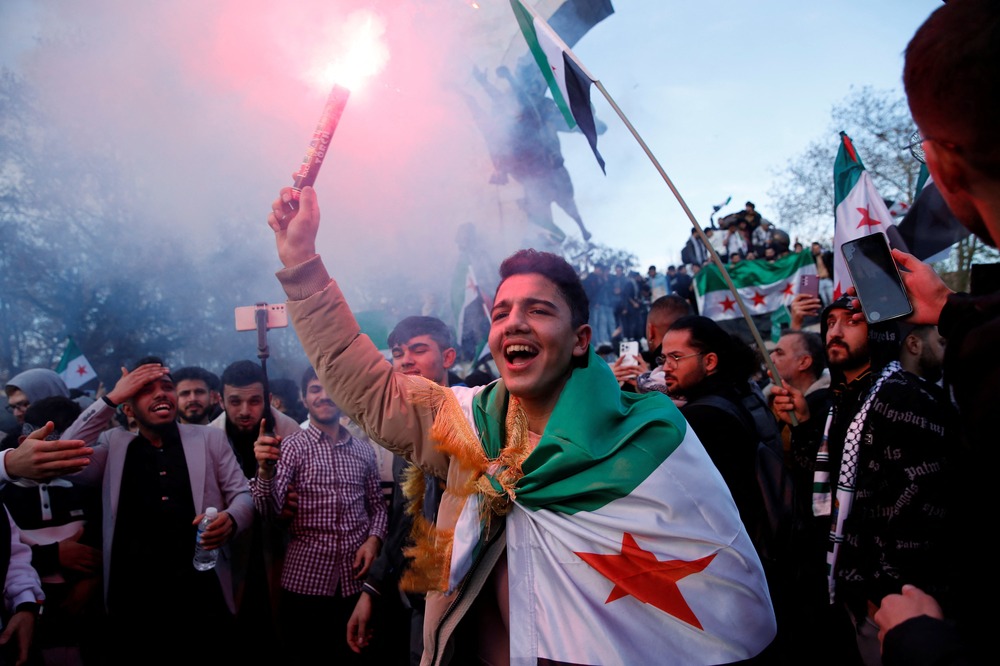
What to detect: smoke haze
<box><xmin>0</xmin><ymin>0</ymin><xmax>943</xmax><ymax>382</ymax></box>
<box><xmin>5</xmin><ymin>0</ymin><xmax>563</xmax><ymax>314</ymax></box>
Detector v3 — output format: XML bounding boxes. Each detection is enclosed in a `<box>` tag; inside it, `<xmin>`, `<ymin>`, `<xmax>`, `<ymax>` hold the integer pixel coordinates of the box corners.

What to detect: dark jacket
<box><xmin>681</xmin><ymin>376</ymin><xmax>764</xmax><ymax>546</ymax></box>
<box><xmin>880</xmin><ymin>291</ymin><xmax>999</xmax><ymax>666</ymax></box>
<box><xmin>790</xmin><ymin>298</ymin><xmax>960</xmax><ymax>618</ymax></box>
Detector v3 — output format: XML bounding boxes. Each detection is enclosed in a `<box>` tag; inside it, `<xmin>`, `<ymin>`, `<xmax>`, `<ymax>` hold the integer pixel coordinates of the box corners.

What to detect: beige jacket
<box><xmin>278</xmin><ymin>255</ymin><xmax>495</xmax><ymax>666</ymax></box>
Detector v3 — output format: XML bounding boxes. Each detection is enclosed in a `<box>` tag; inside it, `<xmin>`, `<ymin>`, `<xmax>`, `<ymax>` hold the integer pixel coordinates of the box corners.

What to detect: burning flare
<box><xmin>306</xmin><ymin>9</ymin><xmax>389</xmax><ymax>93</ymax></box>
<box><xmin>291</xmin><ymin>10</ymin><xmax>389</xmax><ymax>205</ymax></box>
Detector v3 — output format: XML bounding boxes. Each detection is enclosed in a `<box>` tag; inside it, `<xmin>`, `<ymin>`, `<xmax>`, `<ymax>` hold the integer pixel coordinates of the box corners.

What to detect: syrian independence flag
<box><xmin>448</xmin><ymin>352</ymin><xmax>776</xmax><ymax>664</ymax></box>
<box><xmin>694</xmin><ymin>250</ymin><xmax>817</xmax><ymax>321</ymax></box>
<box><xmin>510</xmin><ymin>0</ymin><xmax>606</xmax><ymax>172</ymax></box>
<box><xmin>55</xmin><ymin>337</ymin><xmax>97</xmax><ymax>389</ymax></box>
<box><xmin>452</xmin><ymin>262</ymin><xmax>480</xmax><ymax>345</ymax></box>
<box><xmin>833</xmin><ymin>131</ymin><xmax>895</xmax><ymax>299</ymax></box>
<box><xmin>884</xmin><ymin>198</ymin><xmax>910</xmax><ymax>219</ymax></box>
<box><xmin>451</xmin><ymin>261</ymin><xmax>491</xmax><ymax>360</ymax></box>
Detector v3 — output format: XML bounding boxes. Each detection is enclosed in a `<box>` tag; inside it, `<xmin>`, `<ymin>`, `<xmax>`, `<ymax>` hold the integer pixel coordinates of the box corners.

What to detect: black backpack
<box><xmin>695</xmin><ymin>385</ymin><xmax>796</xmax><ymax>562</ymax></box>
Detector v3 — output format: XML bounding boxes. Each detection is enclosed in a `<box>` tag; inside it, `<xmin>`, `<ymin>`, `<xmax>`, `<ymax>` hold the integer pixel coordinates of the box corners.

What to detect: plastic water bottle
<box><xmin>193</xmin><ymin>507</ymin><xmax>219</xmax><ymax>571</ymax></box>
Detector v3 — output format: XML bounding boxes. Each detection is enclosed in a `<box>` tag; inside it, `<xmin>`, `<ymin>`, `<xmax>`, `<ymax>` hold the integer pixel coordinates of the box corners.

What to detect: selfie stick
<box><xmin>253</xmin><ymin>304</ymin><xmax>277</xmax><ymax>438</ymax></box>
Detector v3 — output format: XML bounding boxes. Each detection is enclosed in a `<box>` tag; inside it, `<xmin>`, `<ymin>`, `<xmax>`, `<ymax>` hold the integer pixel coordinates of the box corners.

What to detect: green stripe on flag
<box><xmin>831</xmin><ymin>131</ymin><xmax>894</xmax><ymax>299</ymax></box>
<box><xmin>834</xmin><ymin>131</ymin><xmax>865</xmax><ymax>208</ymax></box>
<box><xmin>914</xmin><ymin>162</ymin><xmax>929</xmax><ymax>198</ymax></box>
<box><xmin>54</xmin><ymin>338</ymin><xmax>84</xmax><ymax>375</ymax></box>
<box><xmin>510</xmin><ymin>0</ymin><xmax>575</xmax><ymax>128</ymax></box>
<box><xmin>55</xmin><ymin>337</ymin><xmax>97</xmax><ymax>389</ymax></box>
<box><xmin>696</xmin><ymin>251</ymin><xmax>816</xmax><ymax>321</ymax></box>
<box><xmin>473</xmin><ymin>348</ymin><xmax>687</xmax><ymax>514</ymax></box>
<box><xmin>510</xmin><ymin>0</ymin><xmax>605</xmax><ymax>172</ymax></box>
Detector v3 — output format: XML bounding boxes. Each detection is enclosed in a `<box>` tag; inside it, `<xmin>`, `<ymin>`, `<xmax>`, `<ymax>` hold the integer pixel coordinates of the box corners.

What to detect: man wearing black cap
<box><xmin>771</xmin><ymin>297</ymin><xmax>960</xmax><ymax>666</ymax></box>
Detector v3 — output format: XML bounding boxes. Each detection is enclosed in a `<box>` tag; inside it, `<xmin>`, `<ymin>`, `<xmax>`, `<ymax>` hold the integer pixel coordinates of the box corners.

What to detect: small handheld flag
<box><xmin>55</xmin><ymin>338</ymin><xmax>97</xmax><ymax>389</ymax></box>
<box><xmin>832</xmin><ymin>131</ymin><xmax>896</xmax><ymax>299</ymax></box>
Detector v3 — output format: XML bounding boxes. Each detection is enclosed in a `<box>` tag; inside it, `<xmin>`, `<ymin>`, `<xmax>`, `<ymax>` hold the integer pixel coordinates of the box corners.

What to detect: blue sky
<box><xmin>560</xmin><ymin>1</ymin><xmax>943</xmax><ymax>270</ymax></box>
<box><xmin>0</xmin><ymin>0</ymin><xmax>944</xmax><ymax>286</ymax></box>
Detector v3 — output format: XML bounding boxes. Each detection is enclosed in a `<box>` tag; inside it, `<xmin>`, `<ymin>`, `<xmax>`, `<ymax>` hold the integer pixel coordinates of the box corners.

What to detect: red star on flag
<box><xmin>781</xmin><ymin>282</ymin><xmax>794</xmax><ymax>297</ymax></box>
<box><xmin>575</xmin><ymin>532</ymin><xmax>716</xmax><ymax>629</ymax></box>
<box><xmin>751</xmin><ymin>291</ymin><xmax>767</xmax><ymax>307</ymax></box>
<box><xmin>855</xmin><ymin>207</ymin><xmax>883</xmax><ymax>230</ymax></box>
<box><xmin>75</xmin><ymin>364</ymin><xmax>89</xmax><ymax>377</ymax></box>
<box><xmin>720</xmin><ymin>296</ymin><xmax>736</xmax><ymax>312</ymax></box>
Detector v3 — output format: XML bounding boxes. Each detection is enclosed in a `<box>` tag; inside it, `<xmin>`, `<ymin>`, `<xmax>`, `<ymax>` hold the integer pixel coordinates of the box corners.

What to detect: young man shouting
<box><xmin>267</xmin><ymin>185</ymin><xmax>775</xmax><ymax>665</ymax></box>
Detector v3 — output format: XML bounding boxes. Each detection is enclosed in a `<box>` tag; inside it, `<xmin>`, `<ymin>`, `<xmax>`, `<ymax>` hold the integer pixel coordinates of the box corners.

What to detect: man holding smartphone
<box><xmin>210</xmin><ymin>360</ymin><xmax>302</xmax><ymax>663</ymax></box>
<box><xmin>770</xmin><ymin>296</ymin><xmax>960</xmax><ymax>665</ymax></box>
<box><xmin>870</xmin><ymin>2</ymin><xmax>1000</xmax><ymax>663</ymax></box>
<box><xmin>251</xmin><ymin>367</ymin><xmax>387</xmax><ymax>665</ymax></box>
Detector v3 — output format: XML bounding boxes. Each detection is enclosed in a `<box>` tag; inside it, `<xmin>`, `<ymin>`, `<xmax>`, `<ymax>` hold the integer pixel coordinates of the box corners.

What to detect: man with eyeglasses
<box><xmin>611</xmin><ymin>294</ymin><xmax>692</xmax><ymax>392</ymax></box>
<box><xmin>867</xmin><ymin>2</ymin><xmax>1000</xmax><ymax>663</ymax></box>
<box><xmin>659</xmin><ymin>314</ymin><xmax>793</xmax><ymax>661</ymax></box>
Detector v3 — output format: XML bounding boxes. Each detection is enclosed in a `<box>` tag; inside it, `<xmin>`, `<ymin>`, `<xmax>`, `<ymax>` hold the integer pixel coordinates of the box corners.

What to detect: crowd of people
<box><xmin>0</xmin><ymin>2</ymin><xmax>993</xmax><ymax>665</ymax></box>
<box><xmin>579</xmin><ymin>213</ymin><xmax>835</xmax><ymax>359</ymax></box>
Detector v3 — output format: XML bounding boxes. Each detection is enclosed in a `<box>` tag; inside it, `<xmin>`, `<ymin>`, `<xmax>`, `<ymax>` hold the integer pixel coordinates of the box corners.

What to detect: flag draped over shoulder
<box><xmin>694</xmin><ymin>251</ymin><xmax>817</xmax><ymax>321</ymax></box>
<box><xmin>833</xmin><ymin>131</ymin><xmax>895</xmax><ymax>299</ymax></box>
<box><xmin>510</xmin><ymin>0</ymin><xmax>606</xmax><ymax>172</ymax></box>
<box><xmin>54</xmin><ymin>338</ymin><xmax>96</xmax><ymax>389</ymax></box>
<box><xmin>447</xmin><ymin>349</ymin><xmax>775</xmax><ymax>664</ymax></box>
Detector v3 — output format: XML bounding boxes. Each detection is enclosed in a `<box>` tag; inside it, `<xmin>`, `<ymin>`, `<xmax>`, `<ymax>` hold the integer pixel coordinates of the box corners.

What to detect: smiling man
<box><xmin>251</xmin><ymin>366</ymin><xmax>386</xmax><ymax>665</ymax></box>
<box><xmin>348</xmin><ymin>316</ymin><xmax>457</xmax><ymax>664</ymax></box>
<box><xmin>16</xmin><ymin>357</ymin><xmax>253</xmax><ymax>665</ymax></box>
<box><xmin>266</xmin><ymin>185</ymin><xmax>776</xmax><ymax>665</ymax></box>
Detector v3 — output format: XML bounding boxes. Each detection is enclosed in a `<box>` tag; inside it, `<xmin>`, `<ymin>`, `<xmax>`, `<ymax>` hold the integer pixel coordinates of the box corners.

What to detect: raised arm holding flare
<box><xmin>267</xmin><ymin>184</ymin><xmax>776</xmax><ymax>665</ymax></box>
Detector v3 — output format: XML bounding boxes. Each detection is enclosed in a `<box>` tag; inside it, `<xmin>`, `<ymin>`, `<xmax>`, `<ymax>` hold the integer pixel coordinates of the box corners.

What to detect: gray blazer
<box><xmin>66</xmin><ymin>401</ymin><xmax>253</xmax><ymax>613</ymax></box>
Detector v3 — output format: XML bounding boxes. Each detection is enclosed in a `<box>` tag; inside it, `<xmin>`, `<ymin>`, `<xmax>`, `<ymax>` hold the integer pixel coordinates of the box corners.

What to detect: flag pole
<box><xmin>592</xmin><ymin>80</ymin><xmax>794</xmax><ymax>417</ymax></box>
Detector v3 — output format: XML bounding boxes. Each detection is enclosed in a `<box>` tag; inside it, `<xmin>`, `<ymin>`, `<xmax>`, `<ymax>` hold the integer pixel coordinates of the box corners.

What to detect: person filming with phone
<box><xmin>866</xmin><ymin>2</ymin><xmax>1000</xmax><ymax>663</ymax></box>
<box><xmin>769</xmin><ymin>293</ymin><xmax>961</xmax><ymax>666</ymax></box>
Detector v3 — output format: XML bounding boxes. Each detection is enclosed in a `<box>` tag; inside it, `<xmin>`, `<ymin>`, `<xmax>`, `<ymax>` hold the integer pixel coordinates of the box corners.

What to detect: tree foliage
<box><xmin>769</xmin><ymin>86</ymin><xmax>920</xmax><ymax>245</ymax></box>
<box><xmin>769</xmin><ymin>85</ymin><xmax>997</xmax><ymax>276</ymax></box>
<box><xmin>0</xmin><ymin>69</ymin><xmax>308</xmax><ymax>385</ymax></box>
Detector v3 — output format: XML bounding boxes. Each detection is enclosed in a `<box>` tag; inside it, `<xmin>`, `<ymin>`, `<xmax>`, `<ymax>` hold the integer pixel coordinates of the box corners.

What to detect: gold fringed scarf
<box><xmin>399</xmin><ymin>377</ymin><xmax>532</xmax><ymax>593</ymax></box>
<box><xmin>398</xmin><ymin>464</ymin><xmax>451</xmax><ymax>593</ymax></box>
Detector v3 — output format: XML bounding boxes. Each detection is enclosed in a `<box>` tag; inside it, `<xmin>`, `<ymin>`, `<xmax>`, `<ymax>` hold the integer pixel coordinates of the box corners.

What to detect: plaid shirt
<box><xmin>250</xmin><ymin>424</ymin><xmax>387</xmax><ymax>597</ymax></box>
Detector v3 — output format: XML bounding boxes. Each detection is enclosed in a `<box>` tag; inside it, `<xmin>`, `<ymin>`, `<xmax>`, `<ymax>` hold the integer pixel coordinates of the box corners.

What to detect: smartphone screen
<box><xmin>840</xmin><ymin>233</ymin><xmax>913</xmax><ymax>324</ymax></box>
<box><xmin>798</xmin><ymin>274</ymin><xmax>819</xmax><ymax>299</ymax></box>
